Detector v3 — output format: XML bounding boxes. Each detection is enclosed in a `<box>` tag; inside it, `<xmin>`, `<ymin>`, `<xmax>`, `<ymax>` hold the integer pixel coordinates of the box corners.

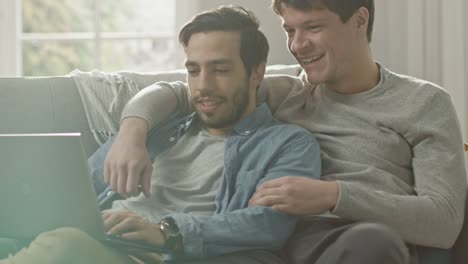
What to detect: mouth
<box><xmin>299</xmin><ymin>54</ymin><xmax>325</xmax><ymax>65</ymax></box>
<box><xmin>196</xmin><ymin>97</ymin><xmax>223</xmax><ymax>114</ymax></box>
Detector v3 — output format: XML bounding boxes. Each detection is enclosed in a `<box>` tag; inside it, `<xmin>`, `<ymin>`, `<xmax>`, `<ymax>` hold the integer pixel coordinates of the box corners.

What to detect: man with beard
<box><xmin>0</xmin><ymin>6</ymin><xmax>320</xmax><ymax>264</ymax></box>
<box><xmin>102</xmin><ymin>1</ymin><xmax>466</xmax><ymax>264</ymax></box>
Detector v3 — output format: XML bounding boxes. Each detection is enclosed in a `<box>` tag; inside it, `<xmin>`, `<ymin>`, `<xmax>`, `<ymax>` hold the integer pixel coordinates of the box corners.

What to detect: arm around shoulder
<box><xmin>121</xmin><ymin>81</ymin><xmax>192</xmax><ymax>130</ymax></box>
<box><xmin>257</xmin><ymin>75</ymin><xmax>306</xmax><ymax>114</ymax></box>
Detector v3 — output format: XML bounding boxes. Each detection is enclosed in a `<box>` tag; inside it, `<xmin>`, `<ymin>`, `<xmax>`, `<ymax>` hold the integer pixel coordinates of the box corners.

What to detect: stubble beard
<box><xmin>195</xmin><ymin>83</ymin><xmax>250</xmax><ymax>130</ymax></box>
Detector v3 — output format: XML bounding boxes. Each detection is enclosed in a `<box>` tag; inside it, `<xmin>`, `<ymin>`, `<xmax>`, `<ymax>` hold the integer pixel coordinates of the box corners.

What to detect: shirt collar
<box><xmin>231</xmin><ymin>103</ymin><xmax>272</xmax><ymax>136</ymax></box>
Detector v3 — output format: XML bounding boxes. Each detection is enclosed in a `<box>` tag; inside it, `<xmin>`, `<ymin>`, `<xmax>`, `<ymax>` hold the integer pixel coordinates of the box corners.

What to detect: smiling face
<box><xmin>280</xmin><ymin>5</ymin><xmax>367</xmax><ymax>88</ymax></box>
<box><xmin>185</xmin><ymin>31</ymin><xmax>262</xmax><ymax>135</ymax></box>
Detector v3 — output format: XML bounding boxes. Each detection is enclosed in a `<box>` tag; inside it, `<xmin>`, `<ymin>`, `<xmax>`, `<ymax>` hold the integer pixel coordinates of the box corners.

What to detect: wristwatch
<box><xmin>159</xmin><ymin>217</ymin><xmax>183</xmax><ymax>253</ymax></box>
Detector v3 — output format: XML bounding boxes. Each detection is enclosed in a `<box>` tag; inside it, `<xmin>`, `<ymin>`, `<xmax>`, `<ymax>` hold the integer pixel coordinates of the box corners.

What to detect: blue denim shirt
<box><xmin>89</xmin><ymin>104</ymin><xmax>321</xmax><ymax>259</ymax></box>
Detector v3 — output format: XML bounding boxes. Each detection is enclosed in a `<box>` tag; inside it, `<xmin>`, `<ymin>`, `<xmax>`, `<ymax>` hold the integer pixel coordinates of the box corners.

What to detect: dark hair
<box><xmin>272</xmin><ymin>0</ymin><xmax>374</xmax><ymax>42</ymax></box>
<box><xmin>179</xmin><ymin>5</ymin><xmax>269</xmax><ymax>76</ymax></box>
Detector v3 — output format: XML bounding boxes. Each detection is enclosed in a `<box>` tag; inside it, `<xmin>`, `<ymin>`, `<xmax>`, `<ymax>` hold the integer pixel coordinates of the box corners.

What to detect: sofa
<box><xmin>0</xmin><ymin>65</ymin><xmax>467</xmax><ymax>264</ymax></box>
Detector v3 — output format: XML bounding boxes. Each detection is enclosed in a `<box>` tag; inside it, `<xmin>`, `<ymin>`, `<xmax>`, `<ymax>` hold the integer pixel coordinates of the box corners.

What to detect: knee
<box><xmin>339</xmin><ymin>223</ymin><xmax>410</xmax><ymax>264</ymax></box>
<box><xmin>35</xmin><ymin>227</ymin><xmax>94</xmax><ymax>257</ymax></box>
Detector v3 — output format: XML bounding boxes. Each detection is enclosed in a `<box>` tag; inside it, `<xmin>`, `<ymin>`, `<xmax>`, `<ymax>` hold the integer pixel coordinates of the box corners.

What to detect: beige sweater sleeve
<box><xmin>120</xmin><ymin>81</ymin><xmax>192</xmax><ymax>128</ymax></box>
<box><xmin>121</xmin><ymin>74</ymin><xmax>303</xmax><ymax>129</ymax></box>
<box><xmin>331</xmin><ymin>88</ymin><xmax>467</xmax><ymax>248</ymax></box>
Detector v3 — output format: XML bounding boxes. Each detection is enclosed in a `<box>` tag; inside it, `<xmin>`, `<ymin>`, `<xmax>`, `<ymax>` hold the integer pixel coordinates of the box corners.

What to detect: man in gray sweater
<box><xmin>104</xmin><ymin>1</ymin><xmax>467</xmax><ymax>264</ymax></box>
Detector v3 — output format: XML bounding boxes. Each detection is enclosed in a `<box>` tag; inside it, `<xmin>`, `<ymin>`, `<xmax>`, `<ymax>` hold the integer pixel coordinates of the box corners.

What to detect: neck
<box><xmin>326</xmin><ymin>52</ymin><xmax>380</xmax><ymax>95</ymax></box>
<box><xmin>206</xmin><ymin>127</ymin><xmax>231</xmax><ymax>136</ymax></box>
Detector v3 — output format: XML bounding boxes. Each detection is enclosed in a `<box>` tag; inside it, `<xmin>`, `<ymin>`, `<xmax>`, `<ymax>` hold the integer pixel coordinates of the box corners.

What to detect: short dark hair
<box><xmin>179</xmin><ymin>5</ymin><xmax>269</xmax><ymax>77</ymax></box>
<box><xmin>272</xmin><ymin>0</ymin><xmax>375</xmax><ymax>42</ymax></box>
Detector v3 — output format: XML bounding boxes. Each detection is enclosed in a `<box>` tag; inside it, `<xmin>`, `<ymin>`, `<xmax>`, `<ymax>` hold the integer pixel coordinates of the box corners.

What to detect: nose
<box><xmin>196</xmin><ymin>69</ymin><xmax>215</xmax><ymax>96</ymax></box>
<box><xmin>289</xmin><ymin>30</ymin><xmax>309</xmax><ymax>55</ymax></box>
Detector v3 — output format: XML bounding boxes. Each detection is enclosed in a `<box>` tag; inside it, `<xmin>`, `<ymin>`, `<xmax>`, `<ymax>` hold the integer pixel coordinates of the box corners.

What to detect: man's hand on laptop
<box><xmin>103</xmin><ymin>211</ymin><xmax>165</xmax><ymax>263</ymax></box>
<box><xmin>103</xmin><ymin>211</ymin><xmax>165</xmax><ymax>246</ymax></box>
<box><xmin>104</xmin><ymin>118</ymin><xmax>152</xmax><ymax>197</ymax></box>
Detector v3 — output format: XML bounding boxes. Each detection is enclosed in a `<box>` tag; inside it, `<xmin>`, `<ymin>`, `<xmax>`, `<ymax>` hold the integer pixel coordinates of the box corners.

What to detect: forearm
<box><xmin>117</xmin><ymin>117</ymin><xmax>148</xmax><ymax>146</ymax></box>
<box><xmin>169</xmin><ymin>207</ymin><xmax>297</xmax><ymax>258</ymax></box>
<box><xmin>332</xmin><ymin>177</ymin><xmax>466</xmax><ymax>248</ymax></box>
<box><xmin>121</xmin><ymin>81</ymin><xmax>191</xmax><ymax>131</ymax></box>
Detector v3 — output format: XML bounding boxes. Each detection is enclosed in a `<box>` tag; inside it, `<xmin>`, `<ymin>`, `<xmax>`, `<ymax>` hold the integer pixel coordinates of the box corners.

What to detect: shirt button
<box><xmin>169</xmin><ymin>137</ymin><xmax>175</xmax><ymax>142</ymax></box>
<box><xmin>244</xmin><ymin>130</ymin><xmax>251</xmax><ymax>134</ymax></box>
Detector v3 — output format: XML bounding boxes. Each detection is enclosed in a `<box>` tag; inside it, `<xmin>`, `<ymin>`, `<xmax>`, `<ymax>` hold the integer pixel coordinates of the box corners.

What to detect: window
<box><xmin>19</xmin><ymin>0</ymin><xmax>177</xmax><ymax>76</ymax></box>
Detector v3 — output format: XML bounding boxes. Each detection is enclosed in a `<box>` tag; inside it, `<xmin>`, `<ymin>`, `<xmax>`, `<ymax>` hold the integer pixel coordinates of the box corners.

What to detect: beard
<box><xmin>193</xmin><ymin>81</ymin><xmax>250</xmax><ymax>130</ymax></box>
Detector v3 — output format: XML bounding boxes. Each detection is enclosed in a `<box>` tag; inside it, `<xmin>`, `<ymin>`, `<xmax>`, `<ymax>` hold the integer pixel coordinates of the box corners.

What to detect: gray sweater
<box><xmin>121</xmin><ymin>64</ymin><xmax>467</xmax><ymax>249</ymax></box>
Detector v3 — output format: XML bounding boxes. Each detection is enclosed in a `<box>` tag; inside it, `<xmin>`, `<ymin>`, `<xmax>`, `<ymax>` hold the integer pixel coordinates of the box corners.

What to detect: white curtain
<box><xmin>0</xmin><ymin>0</ymin><xmax>18</xmax><ymax>77</ymax></box>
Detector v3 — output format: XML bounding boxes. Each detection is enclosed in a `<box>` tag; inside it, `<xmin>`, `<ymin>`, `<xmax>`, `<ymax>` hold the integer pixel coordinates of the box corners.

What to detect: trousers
<box><xmin>0</xmin><ymin>228</ymin><xmax>284</xmax><ymax>264</ymax></box>
<box><xmin>282</xmin><ymin>217</ymin><xmax>411</xmax><ymax>264</ymax></box>
<box><xmin>0</xmin><ymin>219</ymin><xmax>411</xmax><ymax>264</ymax></box>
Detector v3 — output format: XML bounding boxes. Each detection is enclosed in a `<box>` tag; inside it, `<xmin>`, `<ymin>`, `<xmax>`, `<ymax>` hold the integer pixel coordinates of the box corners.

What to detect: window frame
<box><xmin>0</xmin><ymin>0</ymin><xmax>181</xmax><ymax>77</ymax></box>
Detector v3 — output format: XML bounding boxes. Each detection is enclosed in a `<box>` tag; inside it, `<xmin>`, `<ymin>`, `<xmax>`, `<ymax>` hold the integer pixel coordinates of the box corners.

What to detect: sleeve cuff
<box><xmin>330</xmin><ymin>180</ymin><xmax>346</xmax><ymax>215</ymax></box>
<box><xmin>168</xmin><ymin>213</ymin><xmax>204</xmax><ymax>258</ymax></box>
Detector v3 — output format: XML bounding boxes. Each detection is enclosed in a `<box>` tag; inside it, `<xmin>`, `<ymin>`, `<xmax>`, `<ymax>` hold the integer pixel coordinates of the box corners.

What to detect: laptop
<box><xmin>0</xmin><ymin>133</ymin><xmax>168</xmax><ymax>254</ymax></box>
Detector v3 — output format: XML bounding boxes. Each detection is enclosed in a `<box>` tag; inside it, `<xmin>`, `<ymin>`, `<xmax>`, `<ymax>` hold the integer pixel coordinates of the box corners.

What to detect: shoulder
<box><xmin>379</xmin><ymin>67</ymin><xmax>455</xmax><ymax>115</ymax></box>
<box><xmin>385</xmin><ymin>67</ymin><xmax>450</xmax><ymax>100</ymax></box>
<box><xmin>258</xmin><ymin>75</ymin><xmax>306</xmax><ymax>102</ymax></box>
<box><xmin>261</xmin><ymin>119</ymin><xmax>318</xmax><ymax>147</ymax></box>
<box><xmin>381</xmin><ymin>67</ymin><xmax>458</xmax><ymax>128</ymax></box>
<box><xmin>261</xmin><ymin>74</ymin><xmax>305</xmax><ymax>92</ymax></box>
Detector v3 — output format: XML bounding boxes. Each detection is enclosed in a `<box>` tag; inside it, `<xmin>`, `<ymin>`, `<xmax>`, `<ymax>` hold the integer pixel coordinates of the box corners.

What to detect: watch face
<box><xmin>162</xmin><ymin>217</ymin><xmax>180</xmax><ymax>236</ymax></box>
<box><xmin>160</xmin><ymin>217</ymin><xmax>183</xmax><ymax>253</ymax></box>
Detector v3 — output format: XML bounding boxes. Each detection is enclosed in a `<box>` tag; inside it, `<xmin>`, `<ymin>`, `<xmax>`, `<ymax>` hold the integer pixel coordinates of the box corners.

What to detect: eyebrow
<box><xmin>283</xmin><ymin>18</ymin><xmax>326</xmax><ymax>29</ymax></box>
<box><xmin>185</xmin><ymin>59</ymin><xmax>233</xmax><ymax>67</ymax></box>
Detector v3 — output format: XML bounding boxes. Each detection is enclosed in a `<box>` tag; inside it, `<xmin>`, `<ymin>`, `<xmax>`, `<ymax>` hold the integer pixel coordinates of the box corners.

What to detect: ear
<box><xmin>250</xmin><ymin>63</ymin><xmax>266</xmax><ymax>89</ymax></box>
<box><xmin>354</xmin><ymin>7</ymin><xmax>369</xmax><ymax>36</ymax></box>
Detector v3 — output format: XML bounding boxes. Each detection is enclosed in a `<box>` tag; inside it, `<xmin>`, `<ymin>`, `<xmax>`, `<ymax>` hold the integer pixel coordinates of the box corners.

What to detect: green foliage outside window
<box><xmin>21</xmin><ymin>0</ymin><xmax>174</xmax><ymax>76</ymax></box>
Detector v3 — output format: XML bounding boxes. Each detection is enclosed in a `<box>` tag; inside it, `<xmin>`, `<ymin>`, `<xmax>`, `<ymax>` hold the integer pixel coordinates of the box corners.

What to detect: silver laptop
<box><xmin>0</xmin><ymin>133</ymin><xmax>166</xmax><ymax>254</ymax></box>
